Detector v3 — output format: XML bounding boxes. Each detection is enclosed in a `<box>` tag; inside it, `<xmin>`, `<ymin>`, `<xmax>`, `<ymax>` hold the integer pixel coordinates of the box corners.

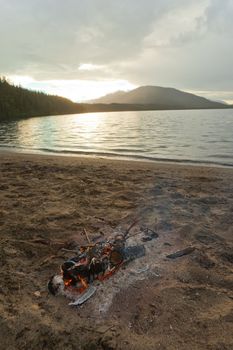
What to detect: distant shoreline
<box><xmin>1</xmin><ymin>104</ymin><xmax>233</xmax><ymax>122</ymax></box>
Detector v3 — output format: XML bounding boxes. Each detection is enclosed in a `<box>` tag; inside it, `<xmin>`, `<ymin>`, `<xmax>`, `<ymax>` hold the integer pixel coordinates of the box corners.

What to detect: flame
<box><xmin>78</xmin><ymin>275</ymin><xmax>88</xmax><ymax>289</ymax></box>
<box><xmin>64</xmin><ymin>275</ymin><xmax>89</xmax><ymax>294</ymax></box>
<box><xmin>98</xmin><ymin>262</ymin><xmax>123</xmax><ymax>281</ymax></box>
<box><xmin>62</xmin><ymin>241</ymin><xmax>125</xmax><ymax>295</ymax></box>
<box><xmin>64</xmin><ymin>279</ymin><xmax>73</xmax><ymax>287</ymax></box>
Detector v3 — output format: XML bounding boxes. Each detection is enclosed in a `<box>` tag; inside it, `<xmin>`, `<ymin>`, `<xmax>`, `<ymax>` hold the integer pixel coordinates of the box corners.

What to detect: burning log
<box><xmin>47</xmin><ymin>221</ymin><xmax>151</xmax><ymax>306</ymax></box>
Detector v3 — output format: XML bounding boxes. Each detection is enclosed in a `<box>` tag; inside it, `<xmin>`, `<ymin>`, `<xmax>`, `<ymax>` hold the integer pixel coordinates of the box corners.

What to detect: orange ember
<box><xmin>64</xmin><ymin>279</ymin><xmax>73</xmax><ymax>287</ymax></box>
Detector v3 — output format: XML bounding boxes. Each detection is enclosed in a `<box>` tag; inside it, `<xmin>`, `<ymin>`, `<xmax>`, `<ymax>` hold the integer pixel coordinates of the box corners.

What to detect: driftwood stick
<box><xmin>4</xmin><ymin>239</ymin><xmax>50</xmax><ymax>247</ymax></box>
<box><xmin>83</xmin><ymin>228</ymin><xmax>91</xmax><ymax>244</ymax></box>
<box><xmin>5</xmin><ymin>238</ymin><xmax>64</xmax><ymax>246</ymax></box>
<box><xmin>124</xmin><ymin>219</ymin><xmax>140</xmax><ymax>238</ymax></box>
<box><xmin>61</xmin><ymin>248</ymin><xmax>79</xmax><ymax>253</ymax></box>
<box><xmin>39</xmin><ymin>253</ymin><xmax>69</xmax><ymax>266</ymax></box>
<box><xmin>125</xmin><ymin>230</ymin><xmax>142</xmax><ymax>240</ymax></box>
<box><xmin>39</xmin><ymin>255</ymin><xmax>58</xmax><ymax>266</ymax></box>
<box><xmin>166</xmin><ymin>247</ymin><xmax>195</xmax><ymax>259</ymax></box>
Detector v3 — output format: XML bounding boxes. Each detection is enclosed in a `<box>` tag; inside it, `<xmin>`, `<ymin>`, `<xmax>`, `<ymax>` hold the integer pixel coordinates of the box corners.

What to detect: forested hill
<box><xmin>0</xmin><ymin>78</ymin><xmax>83</xmax><ymax>121</ymax></box>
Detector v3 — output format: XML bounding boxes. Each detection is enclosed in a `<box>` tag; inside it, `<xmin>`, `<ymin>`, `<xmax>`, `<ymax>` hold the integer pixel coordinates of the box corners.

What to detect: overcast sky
<box><xmin>0</xmin><ymin>0</ymin><xmax>232</xmax><ymax>102</ymax></box>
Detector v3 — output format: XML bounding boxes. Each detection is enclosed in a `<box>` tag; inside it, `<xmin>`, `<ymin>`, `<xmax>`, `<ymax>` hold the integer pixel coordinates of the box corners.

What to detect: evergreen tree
<box><xmin>0</xmin><ymin>78</ymin><xmax>84</xmax><ymax>121</ymax></box>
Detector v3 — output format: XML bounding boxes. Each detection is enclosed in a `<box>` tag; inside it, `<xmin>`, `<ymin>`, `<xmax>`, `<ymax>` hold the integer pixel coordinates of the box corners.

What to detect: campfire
<box><xmin>47</xmin><ymin>221</ymin><xmax>155</xmax><ymax>306</ymax></box>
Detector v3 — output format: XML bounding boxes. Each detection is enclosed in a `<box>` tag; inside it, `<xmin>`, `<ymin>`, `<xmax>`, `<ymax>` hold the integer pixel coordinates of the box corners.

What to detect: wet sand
<box><xmin>0</xmin><ymin>152</ymin><xmax>233</xmax><ymax>350</ymax></box>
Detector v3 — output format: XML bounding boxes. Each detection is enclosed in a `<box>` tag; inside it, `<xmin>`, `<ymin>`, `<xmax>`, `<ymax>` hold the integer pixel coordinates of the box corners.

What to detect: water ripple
<box><xmin>0</xmin><ymin>109</ymin><xmax>232</xmax><ymax>167</ymax></box>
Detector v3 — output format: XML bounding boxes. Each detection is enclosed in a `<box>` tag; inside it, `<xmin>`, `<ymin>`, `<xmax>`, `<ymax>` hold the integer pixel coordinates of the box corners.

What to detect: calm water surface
<box><xmin>0</xmin><ymin>109</ymin><xmax>233</xmax><ymax>166</ymax></box>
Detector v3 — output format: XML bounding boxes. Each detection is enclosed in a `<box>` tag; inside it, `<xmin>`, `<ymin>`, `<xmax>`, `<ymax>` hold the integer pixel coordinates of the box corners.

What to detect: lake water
<box><xmin>0</xmin><ymin>109</ymin><xmax>233</xmax><ymax>167</ymax></box>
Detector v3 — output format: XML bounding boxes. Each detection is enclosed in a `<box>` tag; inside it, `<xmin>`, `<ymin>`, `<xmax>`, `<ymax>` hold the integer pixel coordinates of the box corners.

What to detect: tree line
<box><xmin>0</xmin><ymin>77</ymin><xmax>84</xmax><ymax>121</ymax></box>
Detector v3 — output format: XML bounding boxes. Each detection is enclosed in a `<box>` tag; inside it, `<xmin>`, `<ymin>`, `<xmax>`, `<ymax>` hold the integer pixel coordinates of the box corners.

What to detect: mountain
<box><xmin>0</xmin><ymin>77</ymin><xmax>84</xmax><ymax>121</ymax></box>
<box><xmin>90</xmin><ymin>86</ymin><xmax>228</xmax><ymax>109</ymax></box>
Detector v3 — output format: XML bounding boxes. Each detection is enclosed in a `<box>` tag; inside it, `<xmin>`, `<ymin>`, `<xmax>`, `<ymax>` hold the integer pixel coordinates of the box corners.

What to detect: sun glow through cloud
<box><xmin>8</xmin><ymin>75</ymin><xmax>232</xmax><ymax>104</ymax></box>
<box><xmin>8</xmin><ymin>75</ymin><xmax>137</xmax><ymax>102</ymax></box>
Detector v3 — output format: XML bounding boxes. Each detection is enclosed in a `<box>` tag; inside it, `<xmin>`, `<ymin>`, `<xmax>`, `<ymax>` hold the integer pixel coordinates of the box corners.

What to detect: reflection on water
<box><xmin>0</xmin><ymin>109</ymin><xmax>233</xmax><ymax>166</ymax></box>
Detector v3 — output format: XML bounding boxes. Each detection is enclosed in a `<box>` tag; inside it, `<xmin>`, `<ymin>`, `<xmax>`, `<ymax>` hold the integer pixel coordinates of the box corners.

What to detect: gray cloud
<box><xmin>0</xmin><ymin>0</ymin><xmax>232</xmax><ymax>101</ymax></box>
<box><xmin>113</xmin><ymin>0</ymin><xmax>233</xmax><ymax>92</ymax></box>
<box><xmin>0</xmin><ymin>0</ymin><xmax>162</xmax><ymax>77</ymax></box>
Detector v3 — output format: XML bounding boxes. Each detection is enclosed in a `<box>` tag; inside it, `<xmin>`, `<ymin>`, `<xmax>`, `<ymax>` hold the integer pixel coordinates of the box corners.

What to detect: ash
<box><xmin>48</xmin><ymin>225</ymin><xmax>163</xmax><ymax>315</ymax></box>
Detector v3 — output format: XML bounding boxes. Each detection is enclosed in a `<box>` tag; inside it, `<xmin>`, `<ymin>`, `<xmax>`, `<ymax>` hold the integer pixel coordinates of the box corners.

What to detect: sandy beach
<box><xmin>0</xmin><ymin>152</ymin><xmax>233</xmax><ymax>350</ymax></box>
